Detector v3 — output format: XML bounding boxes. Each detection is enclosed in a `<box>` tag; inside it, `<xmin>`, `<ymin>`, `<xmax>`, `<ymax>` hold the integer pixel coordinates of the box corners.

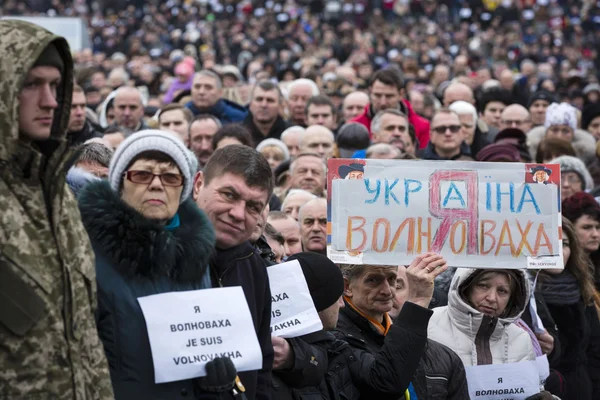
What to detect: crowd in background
<box><xmin>3</xmin><ymin>1</ymin><xmax>600</xmax><ymax>399</ymax></box>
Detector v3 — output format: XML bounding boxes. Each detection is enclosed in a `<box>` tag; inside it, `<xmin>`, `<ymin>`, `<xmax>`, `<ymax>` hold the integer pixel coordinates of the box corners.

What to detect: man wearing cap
<box><xmin>0</xmin><ymin>20</ymin><xmax>113</xmax><ymax>398</ymax></box>
<box><xmin>528</xmin><ymin>90</ymin><xmax>556</xmax><ymax>127</ymax></box>
<box><xmin>531</xmin><ymin>165</ymin><xmax>553</xmax><ymax>184</ymax></box>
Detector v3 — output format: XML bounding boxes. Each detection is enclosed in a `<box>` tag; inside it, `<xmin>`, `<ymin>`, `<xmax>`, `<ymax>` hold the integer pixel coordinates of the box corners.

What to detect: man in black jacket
<box><xmin>337</xmin><ymin>254</ymin><xmax>469</xmax><ymax>399</ymax></box>
<box><xmin>67</xmin><ymin>84</ymin><xmax>103</xmax><ymax>146</ymax></box>
<box><xmin>243</xmin><ymin>81</ymin><xmax>289</xmax><ymax>147</ymax></box>
<box><xmin>193</xmin><ymin>145</ymin><xmax>275</xmax><ymax>400</ymax></box>
<box><xmin>273</xmin><ymin>252</ymin><xmax>453</xmax><ymax>399</ymax></box>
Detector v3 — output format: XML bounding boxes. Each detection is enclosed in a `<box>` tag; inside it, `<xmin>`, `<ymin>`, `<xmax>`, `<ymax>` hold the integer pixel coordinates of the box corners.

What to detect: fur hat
<box><xmin>544</xmin><ymin>103</ymin><xmax>577</xmax><ymax>131</ymax></box>
<box><xmin>109</xmin><ymin>130</ymin><xmax>194</xmax><ymax>202</ymax></box>
<box><xmin>549</xmin><ymin>155</ymin><xmax>594</xmax><ymax>190</ymax></box>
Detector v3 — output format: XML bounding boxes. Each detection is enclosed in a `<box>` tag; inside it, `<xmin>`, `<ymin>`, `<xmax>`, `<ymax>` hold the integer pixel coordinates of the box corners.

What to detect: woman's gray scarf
<box><xmin>541</xmin><ymin>269</ymin><xmax>581</xmax><ymax>305</ymax></box>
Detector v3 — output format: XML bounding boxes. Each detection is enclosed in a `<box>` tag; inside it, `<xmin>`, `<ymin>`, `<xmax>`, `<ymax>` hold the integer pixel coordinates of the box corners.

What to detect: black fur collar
<box><xmin>78</xmin><ymin>180</ymin><xmax>215</xmax><ymax>282</ymax></box>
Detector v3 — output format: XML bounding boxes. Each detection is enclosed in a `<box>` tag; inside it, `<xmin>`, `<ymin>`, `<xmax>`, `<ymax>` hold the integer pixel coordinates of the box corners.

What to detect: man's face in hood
<box><xmin>19</xmin><ymin>66</ymin><xmax>61</xmax><ymax>141</ymax></box>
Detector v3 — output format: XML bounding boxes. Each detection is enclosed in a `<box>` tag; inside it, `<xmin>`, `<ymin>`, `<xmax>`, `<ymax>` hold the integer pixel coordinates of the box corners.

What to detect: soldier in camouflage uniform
<box><xmin>0</xmin><ymin>20</ymin><xmax>114</xmax><ymax>399</ymax></box>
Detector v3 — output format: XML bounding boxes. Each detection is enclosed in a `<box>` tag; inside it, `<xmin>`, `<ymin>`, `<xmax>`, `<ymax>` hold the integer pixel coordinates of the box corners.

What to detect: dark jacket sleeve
<box><xmin>256</xmin><ymin>272</ymin><xmax>274</xmax><ymax>400</ymax></box>
<box><xmin>349</xmin><ymin>302</ymin><xmax>432</xmax><ymax>396</ymax></box>
<box><xmin>536</xmin><ymin>295</ymin><xmax>561</xmax><ymax>367</ymax></box>
<box><xmin>275</xmin><ymin>332</ymin><xmax>328</xmax><ymax>388</ymax></box>
<box><xmin>586</xmin><ymin>305</ymin><xmax>600</xmax><ymax>397</ymax></box>
<box><xmin>445</xmin><ymin>346</ymin><xmax>470</xmax><ymax>400</ymax></box>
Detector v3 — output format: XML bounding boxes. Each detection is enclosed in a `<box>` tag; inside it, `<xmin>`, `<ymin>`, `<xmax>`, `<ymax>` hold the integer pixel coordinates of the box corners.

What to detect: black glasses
<box><xmin>125</xmin><ymin>170</ymin><xmax>184</xmax><ymax>187</ymax></box>
<box><xmin>432</xmin><ymin>125</ymin><xmax>462</xmax><ymax>134</ymax></box>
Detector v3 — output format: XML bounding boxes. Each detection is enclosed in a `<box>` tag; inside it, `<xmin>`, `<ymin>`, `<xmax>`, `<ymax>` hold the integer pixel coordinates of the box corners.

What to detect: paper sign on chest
<box><xmin>327</xmin><ymin>159</ymin><xmax>563</xmax><ymax>270</ymax></box>
<box><xmin>465</xmin><ymin>359</ymin><xmax>542</xmax><ymax>400</ymax></box>
<box><xmin>138</xmin><ymin>287</ymin><xmax>262</xmax><ymax>384</ymax></box>
<box><xmin>268</xmin><ymin>260</ymin><xmax>323</xmax><ymax>338</ymax></box>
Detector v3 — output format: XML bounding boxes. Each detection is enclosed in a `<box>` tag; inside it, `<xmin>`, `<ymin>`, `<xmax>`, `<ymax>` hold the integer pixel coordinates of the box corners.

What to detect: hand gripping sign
<box><xmin>138</xmin><ymin>287</ymin><xmax>262</xmax><ymax>384</ymax></box>
<box><xmin>268</xmin><ymin>260</ymin><xmax>323</xmax><ymax>338</ymax></box>
<box><xmin>327</xmin><ymin>159</ymin><xmax>563</xmax><ymax>269</ymax></box>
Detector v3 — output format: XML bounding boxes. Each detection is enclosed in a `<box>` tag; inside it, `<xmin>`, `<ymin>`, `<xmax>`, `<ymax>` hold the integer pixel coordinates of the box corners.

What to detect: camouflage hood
<box><xmin>0</xmin><ymin>20</ymin><xmax>74</xmax><ymax>162</ymax></box>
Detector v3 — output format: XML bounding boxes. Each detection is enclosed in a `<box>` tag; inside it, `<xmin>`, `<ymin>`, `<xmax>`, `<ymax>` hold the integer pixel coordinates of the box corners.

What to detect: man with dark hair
<box><xmin>211</xmin><ymin>123</ymin><xmax>254</xmax><ymax>149</ymax></box>
<box><xmin>192</xmin><ymin>145</ymin><xmax>274</xmax><ymax>400</ymax></box>
<box><xmin>351</xmin><ymin>68</ymin><xmax>430</xmax><ymax>149</ymax></box>
<box><xmin>67</xmin><ymin>84</ymin><xmax>103</xmax><ymax>146</ymax></box>
<box><xmin>189</xmin><ymin>114</ymin><xmax>222</xmax><ymax>167</ymax></box>
<box><xmin>0</xmin><ymin>20</ymin><xmax>113</xmax><ymax>398</ymax></box>
<box><xmin>305</xmin><ymin>95</ymin><xmax>337</xmax><ymax>131</ymax></box>
<box><xmin>244</xmin><ymin>80</ymin><xmax>289</xmax><ymax>146</ymax></box>
<box><xmin>477</xmin><ymin>87</ymin><xmax>512</xmax><ymax>138</ymax></box>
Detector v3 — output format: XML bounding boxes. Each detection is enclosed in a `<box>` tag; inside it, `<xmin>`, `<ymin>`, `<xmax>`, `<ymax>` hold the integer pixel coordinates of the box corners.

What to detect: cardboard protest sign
<box><xmin>465</xmin><ymin>359</ymin><xmax>542</xmax><ymax>400</ymax></box>
<box><xmin>138</xmin><ymin>287</ymin><xmax>262</xmax><ymax>383</ymax></box>
<box><xmin>327</xmin><ymin>159</ymin><xmax>563</xmax><ymax>269</ymax></box>
<box><xmin>268</xmin><ymin>260</ymin><xmax>323</xmax><ymax>338</ymax></box>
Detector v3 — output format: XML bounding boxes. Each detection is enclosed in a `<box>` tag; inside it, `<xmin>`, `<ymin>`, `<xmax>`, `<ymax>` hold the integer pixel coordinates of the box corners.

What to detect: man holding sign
<box><xmin>193</xmin><ymin>145</ymin><xmax>275</xmax><ymax>400</ymax></box>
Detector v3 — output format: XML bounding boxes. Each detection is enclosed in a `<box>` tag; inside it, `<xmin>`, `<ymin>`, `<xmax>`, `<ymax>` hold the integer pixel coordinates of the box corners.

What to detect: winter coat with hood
<box><xmin>0</xmin><ymin>20</ymin><xmax>113</xmax><ymax>399</ymax></box>
<box><xmin>350</xmin><ymin>100</ymin><xmax>431</xmax><ymax>149</ymax></box>
<box><xmin>186</xmin><ymin>98</ymin><xmax>248</xmax><ymax>125</ymax></box>
<box><xmin>78</xmin><ymin>180</ymin><xmax>218</xmax><ymax>399</ymax></box>
<box><xmin>428</xmin><ymin>268</ymin><xmax>536</xmax><ymax>367</ymax></box>
<box><xmin>527</xmin><ymin>125</ymin><xmax>596</xmax><ymax>165</ymax></box>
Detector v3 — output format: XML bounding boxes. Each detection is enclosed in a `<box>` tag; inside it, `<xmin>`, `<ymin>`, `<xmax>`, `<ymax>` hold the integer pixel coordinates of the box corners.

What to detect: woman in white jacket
<box><xmin>428</xmin><ymin>268</ymin><xmax>535</xmax><ymax>366</ymax></box>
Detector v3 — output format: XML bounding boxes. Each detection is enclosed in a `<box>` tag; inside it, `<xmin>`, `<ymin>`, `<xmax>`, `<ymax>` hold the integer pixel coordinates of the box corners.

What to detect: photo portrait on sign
<box><xmin>525</xmin><ymin>164</ymin><xmax>559</xmax><ymax>186</ymax></box>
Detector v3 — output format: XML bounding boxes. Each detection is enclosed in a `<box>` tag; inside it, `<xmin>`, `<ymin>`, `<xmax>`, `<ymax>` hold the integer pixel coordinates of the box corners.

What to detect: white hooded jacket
<box><xmin>427</xmin><ymin>268</ymin><xmax>535</xmax><ymax>367</ymax></box>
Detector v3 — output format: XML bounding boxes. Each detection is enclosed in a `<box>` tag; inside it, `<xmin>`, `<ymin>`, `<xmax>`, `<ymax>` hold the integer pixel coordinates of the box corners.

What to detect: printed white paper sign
<box><xmin>138</xmin><ymin>287</ymin><xmax>262</xmax><ymax>383</ymax></box>
<box><xmin>268</xmin><ymin>260</ymin><xmax>323</xmax><ymax>338</ymax></box>
<box><xmin>465</xmin><ymin>359</ymin><xmax>541</xmax><ymax>400</ymax></box>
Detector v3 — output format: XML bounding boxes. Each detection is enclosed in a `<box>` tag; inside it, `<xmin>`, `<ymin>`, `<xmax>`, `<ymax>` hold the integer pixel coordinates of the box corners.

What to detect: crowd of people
<box><xmin>2</xmin><ymin>0</ymin><xmax>600</xmax><ymax>399</ymax></box>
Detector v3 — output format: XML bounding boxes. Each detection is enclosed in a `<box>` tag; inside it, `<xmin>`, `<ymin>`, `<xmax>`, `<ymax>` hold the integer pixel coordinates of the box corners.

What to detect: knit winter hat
<box><xmin>109</xmin><ymin>130</ymin><xmax>194</xmax><ymax>202</ymax></box>
<box><xmin>287</xmin><ymin>252</ymin><xmax>344</xmax><ymax>312</ymax></box>
<box><xmin>544</xmin><ymin>103</ymin><xmax>578</xmax><ymax>131</ymax></box>
<box><xmin>33</xmin><ymin>42</ymin><xmax>64</xmax><ymax>74</ymax></box>
<box><xmin>549</xmin><ymin>155</ymin><xmax>594</xmax><ymax>190</ymax></box>
<box><xmin>256</xmin><ymin>138</ymin><xmax>290</xmax><ymax>161</ymax></box>
<box><xmin>528</xmin><ymin>90</ymin><xmax>557</xmax><ymax>108</ymax></box>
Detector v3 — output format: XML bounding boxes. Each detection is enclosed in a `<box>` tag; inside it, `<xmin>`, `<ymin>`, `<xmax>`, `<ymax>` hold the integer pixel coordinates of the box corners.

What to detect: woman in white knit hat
<box><xmin>77</xmin><ymin>130</ymin><xmax>239</xmax><ymax>398</ymax></box>
<box><xmin>256</xmin><ymin>138</ymin><xmax>290</xmax><ymax>170</ymax></box>
<box><xmin>544</xmin><ymin>102</ymin><xmax>578</xmax><ymax>143</ymax></box>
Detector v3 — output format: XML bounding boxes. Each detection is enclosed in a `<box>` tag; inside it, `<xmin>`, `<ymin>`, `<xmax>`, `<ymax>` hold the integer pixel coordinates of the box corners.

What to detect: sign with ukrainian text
<box><xmin>465</xmin><ymin>359</ymin><xmax>542</xmax><ymax>399</ymax></box>
<box><xmin>327</xmin><ymin>159</ymin><xmax>563</xmax><ymax>269</ymax></box>
<box><xmin>268</xmin><ymin>260</ymin><xmax>323</xmax><ymax>338</ymax></box>
<box><xmin>138</xmin><ymin>287</ymin><xmax>262</xmax><ymax>383</ymax></box>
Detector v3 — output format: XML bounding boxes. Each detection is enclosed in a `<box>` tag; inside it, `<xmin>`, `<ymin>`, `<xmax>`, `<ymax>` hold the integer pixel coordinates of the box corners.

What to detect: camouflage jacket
<box><xmin>0</xmin><ymin>21</ymin><xmax>113</xmax><ymax>399</ymax></box>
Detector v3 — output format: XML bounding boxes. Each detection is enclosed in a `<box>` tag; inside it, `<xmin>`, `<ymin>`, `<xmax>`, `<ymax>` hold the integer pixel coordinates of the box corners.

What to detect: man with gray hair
<box><xmin>371</xmin><ymin>109</ymin><xmax>416</xmax><ymax>157</ymax></box>
<box><xmin>448</xmin><ymin>100</ymin><xmax>490</xmax><ymax>158</ymax></box>
<box><xmin>186</xmin><ymin>70</ymin><xmax>248</xmax><ymax>124</ymax></box>
<box><xmin>112</xmin><ymin>86</ymin><xmax>147</xmax><ymax>132</ymax></box>
<box><xmin>287</xmin><ymin>79</ymin><xmax>320</xmax><ymax>127</ymax></box>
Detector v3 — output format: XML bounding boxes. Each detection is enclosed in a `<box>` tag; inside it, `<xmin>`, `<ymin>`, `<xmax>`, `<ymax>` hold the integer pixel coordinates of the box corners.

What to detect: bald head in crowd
<box><xmin>113</xmin><ymin>86</ymin><xmax>145</xmax><ymax>131</ymax></box>
<box><xmin>500</xmin><ymin>104</ymin><xmax>532</xmax><ymax>132</ymax></box>
<box><xmin>443</xmin><ymin>82</ymin><xmax>475</xmax><ymax>106</ymax></box>
<box><xmin>300</xmin><ymin>126</ymin><xmax>335</xmax><ymax>159</ymax></box>
<box><xmin>298</xmin><ymin>198</ymin><xmax>328</xmax><ymax>255</ymax></box>
<box><xmin>343</xmin><ymin>91</ymin><xmax>370</xmax><ymax>121</ymax></box>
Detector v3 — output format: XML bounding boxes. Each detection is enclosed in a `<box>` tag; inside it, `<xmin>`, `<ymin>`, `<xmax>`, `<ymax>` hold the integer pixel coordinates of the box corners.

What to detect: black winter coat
<box><xmin>335</xmin><ymin>300</ymin><xmax>469</xmax><ymax>399</ymax></box>
<box><xmin>78</xmin><ymin>181</ymin><xmax>219</xmax><ymax>399</ymax></box>
<box><xmin>209</xmin><ymin>242</ymin><xmax>274</xmax><ymax>400</ymax></box>
<box><xmin>546</xmin><ymin>301</ymin><xmax>600</xmax><ymax>400</ymax></box>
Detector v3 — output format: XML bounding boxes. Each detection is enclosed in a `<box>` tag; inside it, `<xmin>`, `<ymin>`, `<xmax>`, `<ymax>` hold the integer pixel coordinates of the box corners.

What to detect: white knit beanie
<box><xmin>256</xmin><ymin>138</ymin><xmax>290</xmax><ymax>161</ymax></box>
<box><xmin>544</xmin><ymin>102</ymin><xmax>577</xmax><ymax>131</ymax></box>
<box><xmin>108</xmin><ymin>130</ymin><xmax>194</xmax><ymax>202</ymax></box>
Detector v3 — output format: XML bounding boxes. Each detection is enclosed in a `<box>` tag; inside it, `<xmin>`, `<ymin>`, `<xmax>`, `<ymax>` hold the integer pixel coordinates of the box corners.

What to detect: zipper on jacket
<box><xmin>211</xmin><ymin>251</ymin><xmax>254</xmax><ymax>287</ymax></box>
